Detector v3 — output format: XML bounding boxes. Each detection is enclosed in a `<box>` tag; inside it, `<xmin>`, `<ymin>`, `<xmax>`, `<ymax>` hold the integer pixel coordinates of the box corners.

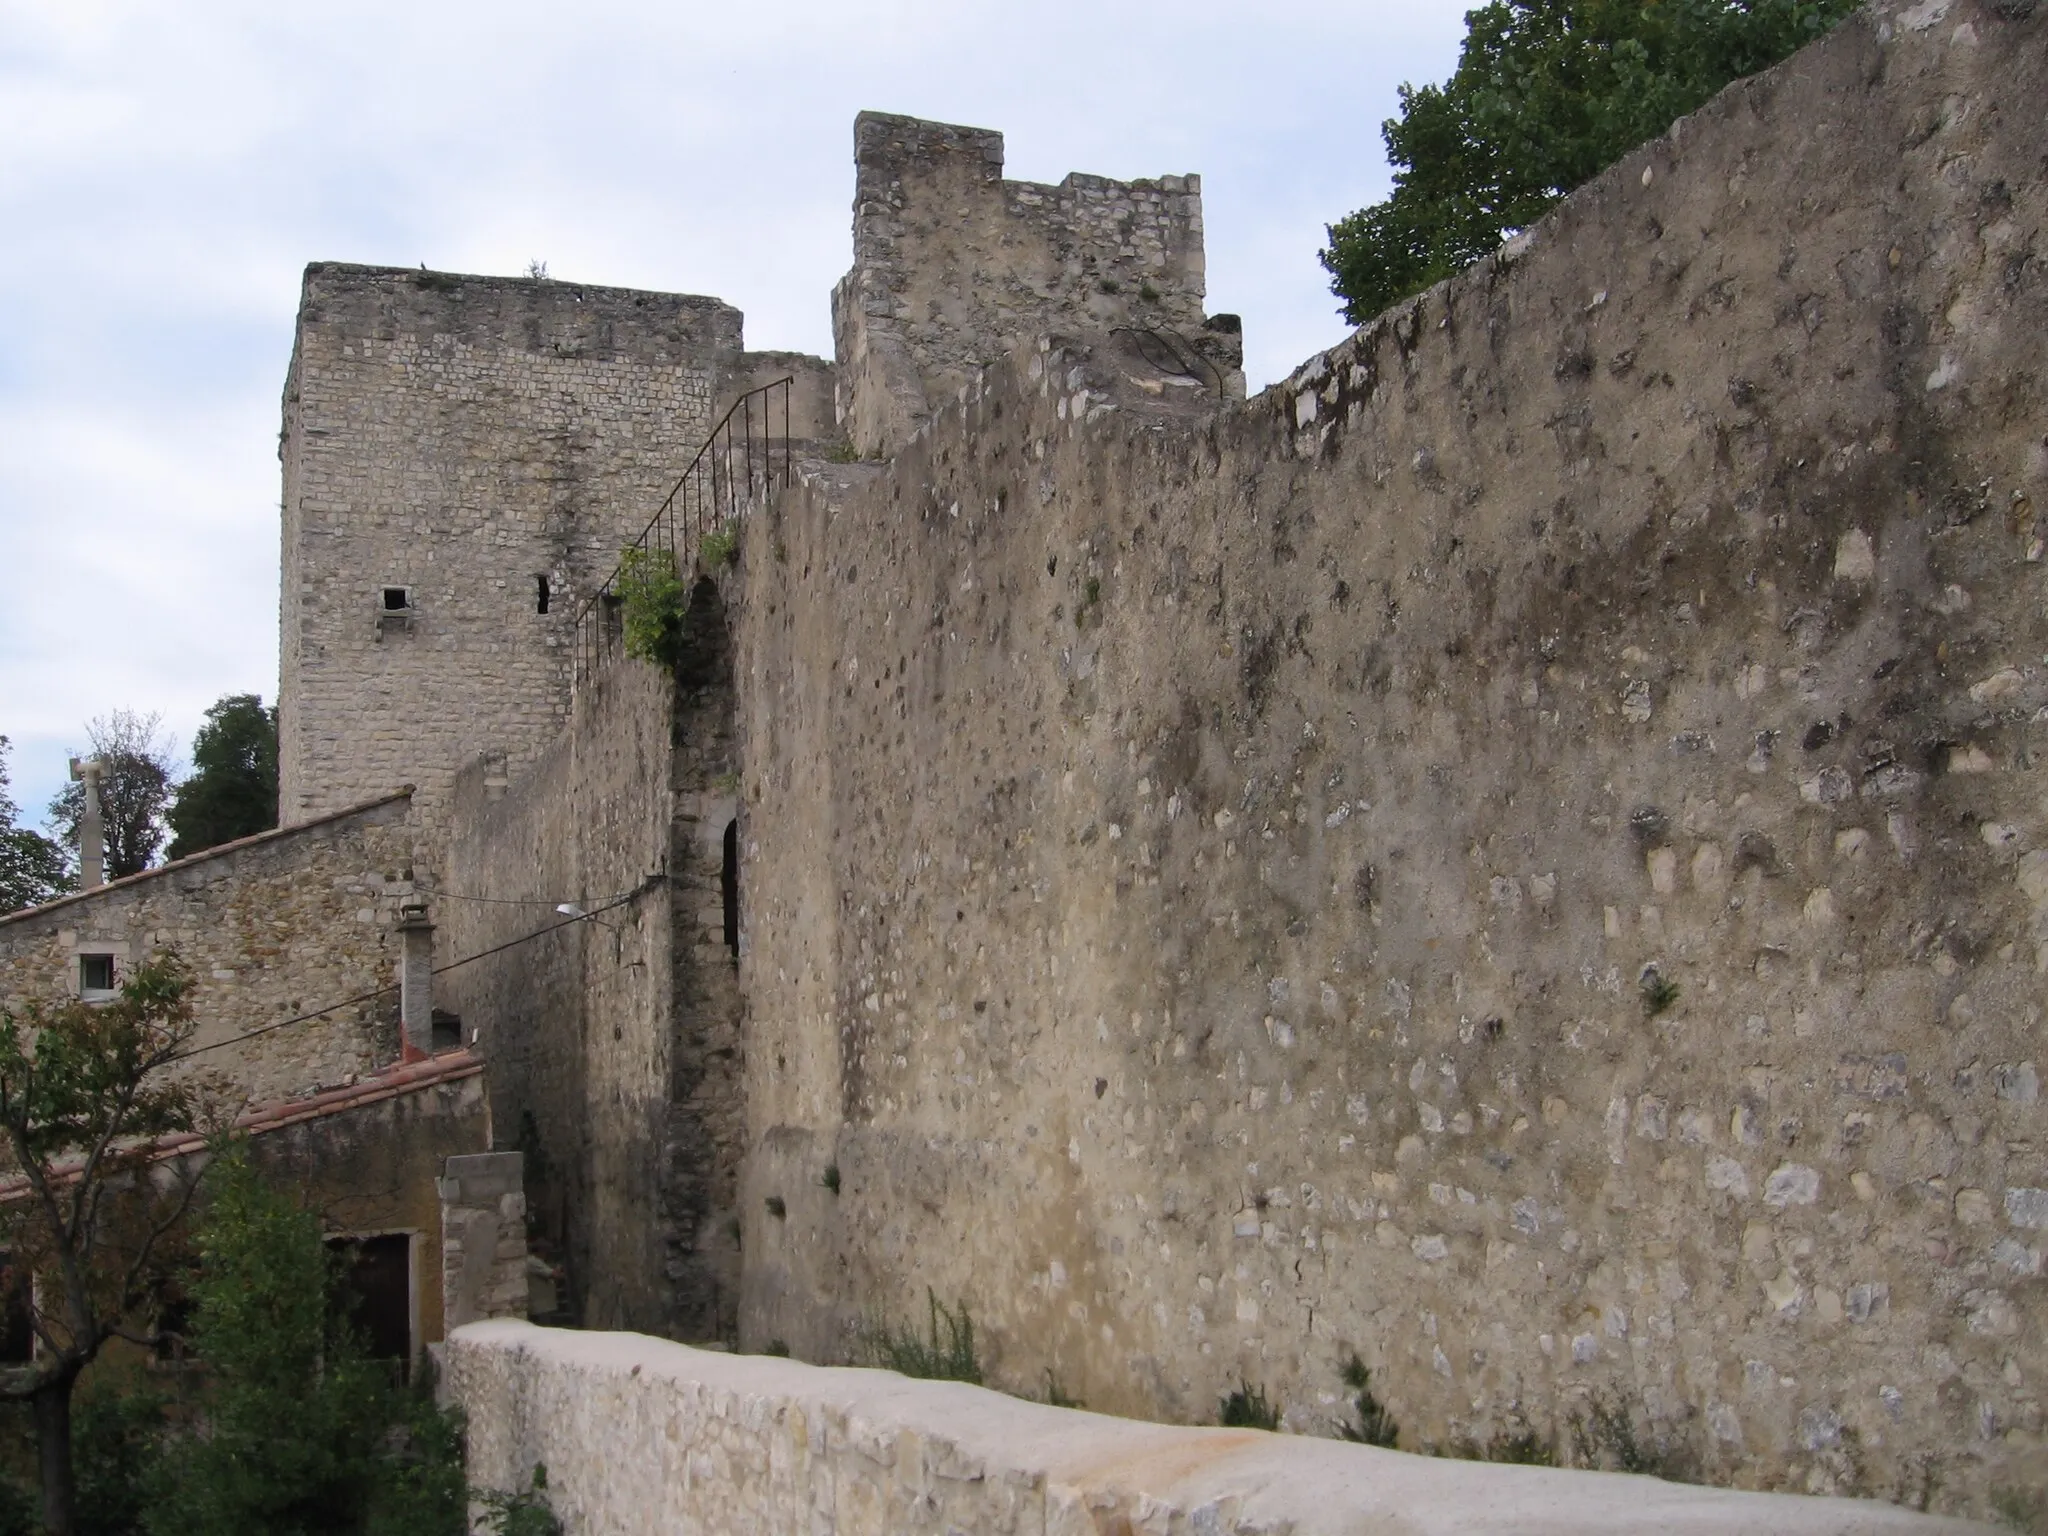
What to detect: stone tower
<box><xmin>276</xmin><ymin>263</ymin><xmax>826</xmax><ymax>861</ymax></box>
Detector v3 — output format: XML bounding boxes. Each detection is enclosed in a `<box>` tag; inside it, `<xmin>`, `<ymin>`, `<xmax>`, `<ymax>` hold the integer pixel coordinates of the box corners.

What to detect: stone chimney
<box><xmin>397</xmin><ymin>898</ymin><xmax>435</xmax><ymax>1061</ymax></box>
<box><xmin>69</xmin><ymin>758</ymin><xmax>104</xmax><ymax>889</ymax></box>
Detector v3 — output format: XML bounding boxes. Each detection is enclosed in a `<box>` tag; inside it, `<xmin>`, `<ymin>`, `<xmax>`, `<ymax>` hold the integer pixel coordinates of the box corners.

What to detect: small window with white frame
<box><xmin>78</xmin><ymin>953</ymin><xmax>116</xmax><ymax>1001</ymax></box>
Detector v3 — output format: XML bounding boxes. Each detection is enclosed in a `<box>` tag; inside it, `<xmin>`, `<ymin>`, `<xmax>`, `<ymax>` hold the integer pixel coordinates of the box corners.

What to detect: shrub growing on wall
<box><xmin>616</xmin><ymin>547</ymin><xmax>691</xmax><ymax>671</ymax></box>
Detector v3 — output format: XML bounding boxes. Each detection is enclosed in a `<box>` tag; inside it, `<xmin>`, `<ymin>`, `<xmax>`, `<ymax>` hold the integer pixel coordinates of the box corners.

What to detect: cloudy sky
<box><xmin>0</xmin><ymin>0</ymin><xmax>1470</xmax><ymax>826</ymax></box>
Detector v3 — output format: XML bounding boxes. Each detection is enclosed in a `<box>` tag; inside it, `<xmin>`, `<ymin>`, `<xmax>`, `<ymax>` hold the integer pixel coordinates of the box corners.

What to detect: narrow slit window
<box><xmin>536</xmin><ymin>575</ymin><xmax>551</xmax><ymax>614</ymax></box>
<box><xmin>721</xmin><ymin>819</ymin><xmax>740</xmax><ymax>958</ymax></box>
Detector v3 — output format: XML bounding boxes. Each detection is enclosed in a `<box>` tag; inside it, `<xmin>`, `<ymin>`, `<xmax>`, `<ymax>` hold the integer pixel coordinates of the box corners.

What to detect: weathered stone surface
<box><xmin>247</xmin><ymin>1054</ymin><xmax>491</xmax><ymax>1348</ymax></box>
<box><xmin>277</xmin><ymin>264</ymin><xmax>833</xmax><ymax>865</ymax></box>
<box><xmin>723</xmin><ymin>0</ymin><xmax>2048</xmax><ymax>1514</ymax></box>
<box><xmin>440</xmin><ymin>1150</ymin><xmax>531</xmax><ymax>1328</ymax></box>
<box><xmin>441</xmin><ymin>615</ymin><xmax>744</xmax><ymax>1342</ymax></box>
<box><xmin>445</xmin><ymin>1319</ymin><xmax>1990</xmax><ymax>1535</ymax></box>
<box><xmin>0</xmin><ymin>793</ymin><xmax>415</xmax><ymax>1101</ymax></box>
<box><xmin>833</xmin><ymin>112</ymin><xmax>1240</xmax><ymax>458</ymax></box>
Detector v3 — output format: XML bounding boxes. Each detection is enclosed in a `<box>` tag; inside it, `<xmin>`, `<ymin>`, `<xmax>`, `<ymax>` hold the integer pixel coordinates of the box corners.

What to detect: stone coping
<box><xmin>446</xmin><ymin>1320</ymin><xmax>1992</xmax><ymax>1534</ymax></box>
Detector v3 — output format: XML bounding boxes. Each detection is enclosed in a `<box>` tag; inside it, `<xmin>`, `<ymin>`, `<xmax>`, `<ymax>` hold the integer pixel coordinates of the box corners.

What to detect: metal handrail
<box><xmin>573</xmin><ymin>376</ymin><xmax>792</xmax><ymax>684</ymax></box>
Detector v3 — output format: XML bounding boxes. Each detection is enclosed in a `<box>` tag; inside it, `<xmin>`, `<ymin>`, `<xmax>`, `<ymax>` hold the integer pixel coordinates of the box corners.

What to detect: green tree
<box><xmin>164</xmin><ymin>696</ymin><xmax>276</xmax><ymax>862</ymax></box>
<box><xmin>44</xmin><ymin>714</ymin><xmax>175</xmax><ymax>881</ymax></box>
<box><xmin>0</xmin><ymin>955</ymin><xmax>214</xmax><ymax>1536</ymax></box>
<box><xmin>0</xmin><ymin>739</ymin><xmax>70</xmax><ymax>915</ymax></box>
<box><xmin>1320</xmin><ymin>0</ymin><xmax>1860</xmax><ymax>324</ymax></box>
<box><xmin>144</xmin><ymin>1152</ymin><xmax>464</xmax><ymax>1536</ymax></box>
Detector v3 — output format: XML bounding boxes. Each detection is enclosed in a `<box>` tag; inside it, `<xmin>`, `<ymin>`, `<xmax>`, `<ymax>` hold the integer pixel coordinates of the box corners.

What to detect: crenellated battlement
<box><xmin>832</xmin><ymin>111</ymin><xmax>1241</xmax><ymax>457</ymax></box>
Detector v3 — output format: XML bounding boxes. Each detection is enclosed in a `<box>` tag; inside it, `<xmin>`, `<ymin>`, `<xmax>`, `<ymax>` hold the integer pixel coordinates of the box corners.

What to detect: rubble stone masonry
<box><xmin>0</xmin><ymin>793</ymin><xmax>416</xmax><ymax>1102</ymax></box>
<box><xmin>832</xmin><ymin>111</ymin><xmax>1241</xmax><ymax>458</ymax></box>
<box><xmin>733</xmin><ymin>0</ymin><xmax>2048</xmax><ymax>1514</ymax></box>
<box><xmin>277</xmin><ymin>265</ymin><xmax>748</xmax><ymax>856</ymax></box>
<box><xmin>442</xmin><ymin>613</ymin><xmax>745</xmax><ymax>1342</ymax></box>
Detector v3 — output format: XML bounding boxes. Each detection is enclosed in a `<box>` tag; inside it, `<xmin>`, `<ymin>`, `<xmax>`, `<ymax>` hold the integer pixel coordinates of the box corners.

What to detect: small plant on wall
<box><xmin>1337</xmin><ymin>1354</ymin><xmax>1399</xmax><ymax>1448</ymax></box>
<box><xmin>1218</xmin><ymin>1380</ymin><xmax>1281</xmax><ymax>1430</ymax></box>
<box><xmin>865</xmin><ymin>1290</ymin><xmax>981</xmax><ymax>1384</ymax></box>
<box><xmin>699</xmin><ymin>525</ymin><xmax>738</xmax><ymax>570</ymax></box>
<box><xmin>616</xmin><ymin>546</ymin><xmax>690</xmax><ymax>669</ymax></box>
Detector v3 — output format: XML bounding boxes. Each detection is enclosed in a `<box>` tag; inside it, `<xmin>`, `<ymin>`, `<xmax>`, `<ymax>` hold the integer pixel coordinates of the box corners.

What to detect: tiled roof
<box><xmin>0</xmin><ymin>1048</ymin><xmax>483</xmax><ymax>1200</ymax></box>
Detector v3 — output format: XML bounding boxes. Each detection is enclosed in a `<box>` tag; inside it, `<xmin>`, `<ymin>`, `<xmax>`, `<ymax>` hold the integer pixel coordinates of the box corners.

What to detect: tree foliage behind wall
<box><xmin>0</xmin><ymin>738</ymin><xmax>69</xmax><ymax>914</ymax></box>
<box><xmin>44</xmin><ymin>713</ymin><xmax>175</xmax><ymax>882</ymax></box>
<box><xmin>1320</xmin><ymin>0</ymin><xmax>1861</xmax><ymax>325</ymax></box>
<box><xmin>165</xmin><ymin>696</ymin><xmax>277</xmax><ymax>862</ymax></box>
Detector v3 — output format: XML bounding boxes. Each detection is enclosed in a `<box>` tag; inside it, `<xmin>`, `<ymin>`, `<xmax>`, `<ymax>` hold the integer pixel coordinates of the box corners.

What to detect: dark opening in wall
<box><xmin>0</xmin><ymin>1257</ymin><xmax>32</xmax><ymax>1364</ymax></box>
<box><xmin>151</xmin><ymin>1268</ymin><xmax>196</xmax><ymax>1364</ymax></box>
<box><xmin>328</xmin><ymin>1232</ymin><xmax>412</xmax><ymax>1377</ymax></box>
<box><xmin>536</xmin><ymin>574</ymin><xmax>550</xmax><ymax>614</ymax></box>
<box><xmin>381</xmin><ymin>586</ymin><xmax>411</xmax><ymax>612</ymax></box>
<box><xmin>722</xmin><ymin>819</ymin><xmax>739</xmax><ymax>958</ymax></box>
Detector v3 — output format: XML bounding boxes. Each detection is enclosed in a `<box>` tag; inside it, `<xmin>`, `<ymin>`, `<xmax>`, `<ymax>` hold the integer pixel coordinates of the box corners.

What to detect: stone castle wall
<box><xmin>277</xmin><ymin>263</ymin><xmax>830</xmax><ymax>867</ymax></box>
<box><xmin>832</xmin><ymin>111</ymin><xmax>1241</xmax><ymax>458</ymax></box>
<box><xmin>441</xmin><ymin>611</ymin><xmax>745</xmax><ymax>1342</ymax></box>
<box><xmin>731</xmin><ymin>1</ymin><xmax>2048</xmax><ymax>1516</ymax></box>
<box><xmin>0</xmin><ymin>793</ymin><xmax>416</xmax><ymax>1102</ymax></box>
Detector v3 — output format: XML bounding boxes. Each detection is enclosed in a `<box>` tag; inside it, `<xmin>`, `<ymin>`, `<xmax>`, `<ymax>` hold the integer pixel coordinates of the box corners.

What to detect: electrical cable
<box><xmin>426</xmin><ymin>887</ymin><xmax>637</xmax><ymax>908</ymax></box>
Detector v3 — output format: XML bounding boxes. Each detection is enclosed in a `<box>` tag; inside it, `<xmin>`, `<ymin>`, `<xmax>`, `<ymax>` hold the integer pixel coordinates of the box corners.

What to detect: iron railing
<box><xmin>573</xmin><ymin>376</ymin><xmax>792</xmax><ymax>684</ymax></box>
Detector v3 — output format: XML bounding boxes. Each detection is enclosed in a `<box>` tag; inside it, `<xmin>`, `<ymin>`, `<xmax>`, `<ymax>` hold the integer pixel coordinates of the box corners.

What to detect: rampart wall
<box><xmin>0</xmin><ymin>793</ymin><xmax>415</xmax><ymax>1102</ymax></box>
<box><xmin>442</xmin><ymin>605</ymin><xmax>745</xmax><ymax>1342</ymax></box>
<box><xmin>731</xmin><ymin>0</ymin><xmax>2048</xmax><ymax>1515</ymax></box>
<box><xmin>832</xmin><ymin>112</ymin><xmax>1242</xmax><ymax>457</ymax></box>
<box><xmin>445</xmin><ymin>1319</ymin><xmax>1981</xmax><ymax>1535</ymax></box>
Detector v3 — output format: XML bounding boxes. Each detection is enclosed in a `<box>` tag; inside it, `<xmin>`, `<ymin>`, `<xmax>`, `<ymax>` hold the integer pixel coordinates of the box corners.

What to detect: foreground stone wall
<box><xmin>733</xmin><ymin>0</ymin><xmax>2047</xmax><ymax>1517</ymax></box>
<box><xmin>831</xmin><ymin>112</ymin><xmax>1240</xmax><ymax>457</ymax></box>
<box><xmin>443</xmin><ymin>625</ymin><xmax>744</xmax><ymax>1341</ymax></box>
<box><xmin>446</xmin><ymin>1319</ymin><xmax>1985</xmax><ymax>1535</ymax></box>
<box><xmin>0</xmin><ymin>793</ymin><xmax>415</xmax><ymax>1102</ymax></box>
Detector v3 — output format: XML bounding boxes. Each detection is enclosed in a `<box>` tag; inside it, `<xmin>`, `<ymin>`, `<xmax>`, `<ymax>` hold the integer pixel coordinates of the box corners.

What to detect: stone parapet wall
<box><xmin>0</xmin><ymin>793</ymin><xmax>415</xmax><ymax>1103</ymax></box>
<box><xmin>445</xmin><ymin>1319</ymin><xmax>1985</xmax><ymax>1535</ymax></box>
<box><xmin>733</xmin><ymin>0</ymin><xmax>2048</xmax><ymax>1518</ymax></box>
<box><xmin>831</xmin><ymin>112</ymin><xmax>1226</xmax><ymax>457</ymax></box>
